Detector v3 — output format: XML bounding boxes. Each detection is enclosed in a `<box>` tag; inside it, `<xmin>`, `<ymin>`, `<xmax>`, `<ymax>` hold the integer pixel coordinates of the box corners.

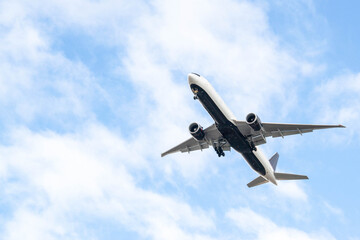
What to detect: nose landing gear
<box><xmin>192</xmin><ymin>87</ymin><xmax>199</xmax><ymax>100</ymax></box>
<box><xmin>250</xmin><ymin>142</ymin><xmax>257</xmax><ymax>151</ymax></box>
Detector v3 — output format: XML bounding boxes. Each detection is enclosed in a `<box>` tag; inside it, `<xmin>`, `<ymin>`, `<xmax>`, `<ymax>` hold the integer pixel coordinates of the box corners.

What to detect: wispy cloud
<box><xmin>312</xmin><ymin>72</ymin><xmax>360</xmax><ymax>142</ymax></box>
<box><xmin>123</xmin><ymin>0</ymin><xmax>316</xmax><ymax>119</ymax></box>
<box><xmin>275</xmin><ymin>181</ymin><xmax>308</xmax><ymax>202</ymax></box>
<box><xmin>323</xmin><ymin>201</ymin><xmax>345</xmax><ymax>222</ymax></box>
<box><xmin>227</xmin><ymin>207</ymin><xmax>336</xmax><ymax>240</ymax></box>
<box><xmin>0</xmin><ymin>125</ymin><xmax>215</xmax><ymax>239</ymax></box>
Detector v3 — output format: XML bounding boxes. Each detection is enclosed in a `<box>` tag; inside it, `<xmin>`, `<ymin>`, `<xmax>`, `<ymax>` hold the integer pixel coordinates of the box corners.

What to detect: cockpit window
<box><xmin>191</xmin><ymin>72</ymin><xmax>200</xmax><ymax>77</ymax></box>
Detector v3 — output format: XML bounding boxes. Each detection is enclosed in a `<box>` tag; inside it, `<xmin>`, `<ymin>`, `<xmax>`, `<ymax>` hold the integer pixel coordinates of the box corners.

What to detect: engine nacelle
<box><xmin>246</xmin><ymin>113</ymin><xmax>263</xmax><ymax>131</ymax></box>
<box><xmin>189</xmin><ymin>122</ymin><xmax>205</xmax><ymax>141</ymax></box>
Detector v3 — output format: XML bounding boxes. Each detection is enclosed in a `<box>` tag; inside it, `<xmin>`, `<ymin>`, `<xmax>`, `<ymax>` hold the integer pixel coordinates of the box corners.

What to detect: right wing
<box><xmin>261</xmin><ymin>123</ymin><xmax>345</xmax><ymax>138</ymax></box>
<box><xmin>161</xmin><ymin>124</ymin><xmax>229</xmax><ymax>157</ymax></box>
<box><xmin>234</xmin><ymin>120</ymin><xmax>345</xmax><ymax>146</ymax></box>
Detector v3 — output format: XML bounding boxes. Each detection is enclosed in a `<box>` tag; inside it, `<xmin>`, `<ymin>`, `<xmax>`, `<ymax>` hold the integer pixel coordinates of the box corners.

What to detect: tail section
<box><xmin>247</xmin><ymin>152</ymin><xmax>309</xmax><ymax>188</ymax></box>
<box><xmin>247</xmin><ymin>172</ymin><xmax>309</xmax><ymax>188</ymax></box>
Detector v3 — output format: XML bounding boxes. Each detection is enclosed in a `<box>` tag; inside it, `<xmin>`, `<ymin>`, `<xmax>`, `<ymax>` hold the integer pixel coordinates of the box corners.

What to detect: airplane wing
<box><xmin>161</xmin><ymin>124</ymin><xmax>230</xmax><ymax>157</ymax></box>
<box><xmin>261</xmin><ymin>123</ymin><xmax>345</xmax><ymax>138</ymax></box>
<box><xmin>234</xmin><ymin>120</ymin><xmax>345</xmax><ymax>146</ymax></box>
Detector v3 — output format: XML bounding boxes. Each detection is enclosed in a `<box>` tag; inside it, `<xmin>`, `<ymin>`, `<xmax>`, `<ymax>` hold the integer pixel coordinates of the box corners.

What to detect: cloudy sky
<box><xmin>0</xmin><ymin>0</ymin><xmax>359</xmax><ymax>239</ymax></box>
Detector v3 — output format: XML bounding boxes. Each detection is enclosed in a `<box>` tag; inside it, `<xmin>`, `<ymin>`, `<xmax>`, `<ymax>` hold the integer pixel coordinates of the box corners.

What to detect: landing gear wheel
<box><xmin>193</xmin><ymin>95</ymin><xmax>198</xmax><ymax>100</ymax></box>
<box><xmin>215</xmin><ymin>146</ymin><xmax>225</xmax><ymax>157</ymax></box>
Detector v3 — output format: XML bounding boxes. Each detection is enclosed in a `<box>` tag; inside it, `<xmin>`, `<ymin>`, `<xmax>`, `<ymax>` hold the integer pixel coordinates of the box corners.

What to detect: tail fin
<box><xmin>269</xmin><ymin>153</ymin><xmax>308</xmax><ymax>180</ymax></box>
<box><xmin>269</xmin><ymin>152</ymin><xmax>279</xmax><ymax>171</ymax></box>
<box><xmin>274</xmin><ymin>172</ymin><xmax>308</xmax><ymax>180</ymax></box>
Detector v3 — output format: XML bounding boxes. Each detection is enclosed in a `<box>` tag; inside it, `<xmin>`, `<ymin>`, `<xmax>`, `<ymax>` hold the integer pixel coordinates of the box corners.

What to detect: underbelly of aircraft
<box><xmin>217</xmin><ymin>123</ymin><xmax>266</xmax><ymax>176</ymax></box>
<box><xmin>191</xmin><ymin>83</ymin><xmax>266</xmax><ymax>176</ymax></box>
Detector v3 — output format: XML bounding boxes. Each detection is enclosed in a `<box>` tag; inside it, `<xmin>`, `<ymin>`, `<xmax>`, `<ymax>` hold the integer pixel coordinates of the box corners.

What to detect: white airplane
<box><xmin>161</xmin><ymin>73</ymin><xmax>345</xmax><ymax>187</ymax></box>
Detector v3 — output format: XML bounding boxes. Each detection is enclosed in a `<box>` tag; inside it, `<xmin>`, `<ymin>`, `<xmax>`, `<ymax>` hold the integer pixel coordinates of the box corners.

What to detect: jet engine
<box><xmin>189</xmin><ymin>122</ymin><xmax>205</xmax><ymax>141</ymax></box>
<box><xmin>246</xmin><ymin>113</ymin><xmax>263</xmax><ymax>131</ymax></box>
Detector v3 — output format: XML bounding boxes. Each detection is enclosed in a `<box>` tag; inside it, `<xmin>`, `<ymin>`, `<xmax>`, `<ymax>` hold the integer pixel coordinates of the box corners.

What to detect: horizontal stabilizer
<box><xmin>247</xmin><ymin>176</ymin><xmax>268</xmax><ymax>188</ymax></box>
<box><xmin>274</xmin><ymin>172</ymin><xmax>309</xmax><ymax>180</ymax></box>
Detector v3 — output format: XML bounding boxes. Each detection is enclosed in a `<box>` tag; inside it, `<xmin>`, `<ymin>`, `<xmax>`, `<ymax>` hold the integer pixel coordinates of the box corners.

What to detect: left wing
<box><xmin>235</xmin><ymin>120</ymin><xmax>345</xmax><ymax>146</ymax></box>
<box><xmin>161</xmin><ymin>124</ymin><xmax>229</xmax><ymax>157</ymax></box>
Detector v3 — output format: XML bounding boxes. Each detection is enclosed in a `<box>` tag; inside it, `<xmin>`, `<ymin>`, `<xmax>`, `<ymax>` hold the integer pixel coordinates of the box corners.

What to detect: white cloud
<box><xmin>0</xmin><ymin>0</ymin><xmax>142</xmax><ymax>30</ymax></box>
<box><xmin>275</xmin><ymin>181</ymin><xmax>308</xmax><ymax>202</ymax></box>
<box><xmin>0</xmin><ymin>2</ymin><xmax>102</xmax><ymax>127</ymax></box>
<box><xmin>0</xmin><ymin>125</ymin><xmax>215</xmax><ymax>240</ymax></box>
<box><xmin>227</xmin><ymin>207</ymin><xmax>336</xmax><ymax>240</ymax></box>
<box><xmin>323</xmin><ymin>201</ymin><xmax>345</xmax><ymax>221</ymax></box>
<box><xmin>312</xmin><ymin>72</ymin><xmax>360</xmax><ymax>142</ymax></box>
<box><xmin>3</xmin><ymin>207</ymin><xmax>77</xmax><ymax>240</ymax></box>
<box><xmin>123</xmin><ymin>0</ymin><xmax>314</xmax><ymax>119</ymax></box>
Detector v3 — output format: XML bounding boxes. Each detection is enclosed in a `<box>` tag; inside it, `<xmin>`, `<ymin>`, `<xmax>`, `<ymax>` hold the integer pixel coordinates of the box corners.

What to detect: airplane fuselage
<box><xmin>188</xmin><ymin>73</ymin><xmax>277</xmax><ymax>184</ymax></box>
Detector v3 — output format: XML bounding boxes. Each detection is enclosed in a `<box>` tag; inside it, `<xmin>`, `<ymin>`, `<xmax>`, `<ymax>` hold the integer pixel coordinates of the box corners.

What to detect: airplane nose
<box><xmin>188</xmin><ymin>73</ymin><xmax>201</xmax><ymax>85</ymax></box>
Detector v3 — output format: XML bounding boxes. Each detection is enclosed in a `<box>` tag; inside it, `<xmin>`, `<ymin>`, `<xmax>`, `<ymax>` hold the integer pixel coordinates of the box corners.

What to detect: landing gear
<box><xmin>215</xmin><ymin>146</ymin><xmax>225</xmax><ymax>157</ymax></box>
<box><xmin>250</xmin><ymin>142</ymin><xmax>257</xmax><ymax>151</ymax></box>
<box><xmin>193</xmin><ymin>95</ymin><xmax>198</xmax><ymax>100</ymax></box>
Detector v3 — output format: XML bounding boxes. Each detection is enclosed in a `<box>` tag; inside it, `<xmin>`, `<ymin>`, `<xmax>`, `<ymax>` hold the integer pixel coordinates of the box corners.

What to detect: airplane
<box><xmin>161</xmin><ymin>73</ymin><xmax>345</xmax><ymax>187</ymax></box>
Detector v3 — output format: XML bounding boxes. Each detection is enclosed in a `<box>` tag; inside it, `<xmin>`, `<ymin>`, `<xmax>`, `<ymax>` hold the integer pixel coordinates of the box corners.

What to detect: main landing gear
<box><xmin>193</xmin><ymin>95</ymin><xmax>198</xmax><ymax>100</ymax></box>
<box><xmin>215</xmin><ymin>146</ymin><xmax>225</xmax><ymax>157</ymax></box>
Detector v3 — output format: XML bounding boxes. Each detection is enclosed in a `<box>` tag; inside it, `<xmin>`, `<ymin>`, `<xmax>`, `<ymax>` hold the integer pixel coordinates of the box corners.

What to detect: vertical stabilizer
<box><xmin>269</xmin><ymin>152</ymin><xmax>279</xmax><ymax>171</ymax></box>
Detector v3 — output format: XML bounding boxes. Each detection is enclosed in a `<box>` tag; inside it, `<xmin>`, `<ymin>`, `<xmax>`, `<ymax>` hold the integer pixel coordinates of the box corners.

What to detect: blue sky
<box><xmin>0</xmin><ymin>0</ymin><xmax>359</xmax><ymax>239</ymax></box>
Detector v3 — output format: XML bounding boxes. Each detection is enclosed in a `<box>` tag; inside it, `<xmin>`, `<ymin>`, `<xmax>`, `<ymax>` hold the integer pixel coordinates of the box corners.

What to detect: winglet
<box><xmin>161</xmin><ymin>151</ymin><xmax>170</xmax><ymax>157</ymax></box>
